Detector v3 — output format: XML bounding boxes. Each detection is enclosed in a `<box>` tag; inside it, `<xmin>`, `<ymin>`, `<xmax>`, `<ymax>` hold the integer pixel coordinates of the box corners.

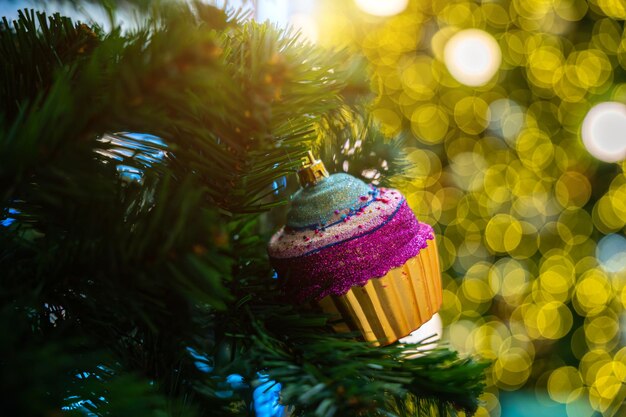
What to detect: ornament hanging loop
<box><xmin>297</xmin><ymin>150</ymin><xmax>329</xmax><ymax>187</ymax></box>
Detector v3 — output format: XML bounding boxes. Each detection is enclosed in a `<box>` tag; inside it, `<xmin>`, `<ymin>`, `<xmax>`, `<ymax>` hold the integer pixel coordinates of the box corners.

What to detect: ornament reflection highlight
<box><xmin>253</xmin><ymin>373</ymin><xmax>285</xmax><ymax>417</ymax></box>
<box><xmin>400</xmin><ymin>312</ymin><xmax>442</xmax><ymax>348</ymax></box>
<box><xmin>581</xmin><ymin>102</ymin><xmax>626</xmax><ymax>163</ymax></box>
<box><xmin>444</xmin><ymin>29</ymin><xmax>501</xmax><ymax>87</ymax></box>
<box><xmin>354</xmin><ymin>0</ymin><xmax>408</xmax><ymax>16</ymax></box>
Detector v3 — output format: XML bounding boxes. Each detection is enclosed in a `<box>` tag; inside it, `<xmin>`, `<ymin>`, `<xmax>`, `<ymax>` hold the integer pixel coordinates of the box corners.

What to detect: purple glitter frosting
<box><xmin>270</xmin><ymin>199</ymin><xmax>434</xmax><ymax>303</ymax></box>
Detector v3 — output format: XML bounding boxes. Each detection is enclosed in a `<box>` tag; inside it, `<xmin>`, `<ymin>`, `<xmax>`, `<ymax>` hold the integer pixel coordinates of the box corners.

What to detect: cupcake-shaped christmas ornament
<box><xmin>268</xmin><ymin>152</ymin><xmax>442</xmax><ymax>346</ymax></box>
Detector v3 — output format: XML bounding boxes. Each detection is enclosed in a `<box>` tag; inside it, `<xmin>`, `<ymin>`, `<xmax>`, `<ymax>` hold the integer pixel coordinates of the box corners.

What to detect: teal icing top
<box><xmin>286</xmin><ymin>173</ymin><xmax>372</xmax><ymax>229</ymax></box>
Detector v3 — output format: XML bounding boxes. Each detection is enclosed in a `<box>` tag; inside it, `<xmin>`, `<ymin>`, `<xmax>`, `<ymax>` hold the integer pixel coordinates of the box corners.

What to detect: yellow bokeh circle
<box><xmin>410</xmin><ymin>104</ymin><xmax>449</xmax><ymax>144</ymax></box>
<box><xmin>574</xmin><ymin>270</ymin><xmax>612</xmax><ymax>316</ymax></box>
<box><xmin>485</xmin><ymin>214</ymin><xmax>523</xmax><ymax>253</ymax></box>
<box><xmin>454</xmin><ymin>96</ymin><xmax>491</xmax><ymax>134</ymax></box>
<box><xmin>548</xmin><ymin>366</ymin><xmax>583</xmax><ymax>404</ymax></box>
<box><xmin>536</xmin><ymin>301</ymin><xmax>573</xmax><ymax>339</ymax></box>
<box><xmin>493</xmin><ymin>346</ymin><xmax>533</xmax><ymax>389</ymax></box>
<box><xmin>555</xmin><ymin>171</ymin><xmax>592</xmax><ymax>208</ymax></box>
<box><xmin>584</xmin><ymin>314</ymin><xmax>619</xmax><ymax>346</ymax></box>
<box><xmin>515</xmin><ymin>128</ymin><xmax>555</xmax><ymax>171</ymax></box>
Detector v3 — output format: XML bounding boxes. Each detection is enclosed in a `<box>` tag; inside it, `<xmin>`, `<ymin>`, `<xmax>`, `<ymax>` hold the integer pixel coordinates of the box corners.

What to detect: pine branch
<box><xmin>0</xmin><ymin>3</ymin><xmax>487</xmax><ymax>417</ymax></box>
<box><xmin>0</xmin><ymin>299</ymin><xmax>195</xmax><ymax>417</ymax></box>
<box><xmin>0</xmin><ymin>9</ymin><xmax>98</xmax><ymax>122</ymax></box>
<box><xmin>218</xmin><ymin>214</ymin><xmax>487</xmax><ymax>417</ymax></box>
<box><xmin>316</xmin><ymin>104</ymin><xmax>410</xmax><ymax>188</ymax></box>
<box><xmin>238</xmin><ymin>303</ymin><xmax>488</xmax><ymax>417</ymax></box>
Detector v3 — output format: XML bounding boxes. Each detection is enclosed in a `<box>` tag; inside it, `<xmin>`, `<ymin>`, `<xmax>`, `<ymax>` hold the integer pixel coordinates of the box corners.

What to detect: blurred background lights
<box><xmin>289</xmin><ymin>13</ymin><xmax>318</xmax><ymax>43</ymax></box>
<box><xmin>443</xmin><ymin>29</ymin><xmax>502</xmax><ymax>87</ymax></box>
<box><xmin>488</xmin><ymin>99</ymin><xmax>525</xmax><ymax>144</ymax></box>
<box><xmin>353</xmin><ymin>0</ymin><xmax>409</xmax><ymax>16</ymax></box>
<box><xmin>596</xmin><ymin>234</ymin><xmax>626</xmax><ymax>273</ymax></box>
<box><xmin>581</xmin><ymin>102</ymin><xmax>626</xmax><ymax>163</ymax></box>
<box><xmin>312</xmin><ymin>1</ymin><xmax>626</xmax><ymax>415</ymax></box>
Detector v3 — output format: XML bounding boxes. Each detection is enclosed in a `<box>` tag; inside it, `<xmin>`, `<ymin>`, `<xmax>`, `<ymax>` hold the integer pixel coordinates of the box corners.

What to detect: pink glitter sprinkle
<box><xmin>334</xmin><ymin>210</ymin><xmax>340</xmax><ymax>214</ymax></box>
<box><xmin>271</xmin><ymin>202</ymin><xmax>434</xmax><ymax>302</ymax></box>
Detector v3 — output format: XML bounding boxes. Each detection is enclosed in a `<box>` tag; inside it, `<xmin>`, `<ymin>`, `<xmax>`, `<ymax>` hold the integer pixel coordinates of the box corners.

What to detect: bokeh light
<box><xmin>315</xmin><ymin>0</ymin><xmax>626</xmax><ymax>415</ymax></box>
<box><xmin>290</xmin><ymin>13</ymin><xmax>318</xmax><ymax>43</ymax></box>
<box><xmin>596</xmin><ymin>234</ymin><xmax>626</xmax><ymax>273</ymax></box>
<box><xmin>488</xmin><ymin>99</ymin><xmax>525</xmax><ymax>144</ymax></box>
<box><xmin>353</xmin><ymin>0</ymin><xmax>409</xmax><ymax>17</ymax></box>
<box><xmin>581</xmin><ymin>102</ymin><xmax>626</xmax><ymax>163</ymax></box>
<box><xmin>443</xmin><ymin>29</ymin><xmax>502</xmax><ymax>87</ymax></box>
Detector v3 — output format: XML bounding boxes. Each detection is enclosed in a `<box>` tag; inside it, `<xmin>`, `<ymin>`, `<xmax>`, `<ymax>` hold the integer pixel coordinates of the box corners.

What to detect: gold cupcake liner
<box><xmin>316</xmin><ymin>238</ymin><xmax>442</xmax><ymax>346</ymax></box>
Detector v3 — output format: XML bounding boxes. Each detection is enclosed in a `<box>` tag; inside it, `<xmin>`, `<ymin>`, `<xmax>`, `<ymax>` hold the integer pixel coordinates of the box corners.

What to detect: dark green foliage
<box><xmin>0</xmin><ymin>9</ymin><xmax>99</xmax><ymax>122</ymax></box>
<box><xmin>0</xmin><ymin>299</ymin><xmax>194</xmax><ymax>417</ymax></box>
<box><xmin>245</xmin><ymin>306</ymin><xmax>488</xmax><ymax>416</ymax></box>
<box><xmin>0</xmin><ymin>3</ymin><xmax>487</xmax><ymax>417</ymax></box>
<box><xmin>316</xmin><ymin>106</ymin><xmax>410</xmax><ymax>188</ymax></box>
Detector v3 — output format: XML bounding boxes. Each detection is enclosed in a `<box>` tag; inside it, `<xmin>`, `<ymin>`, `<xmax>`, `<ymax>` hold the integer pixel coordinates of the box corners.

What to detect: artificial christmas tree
<box><xmin>0</xmin><ymin>3</ymin><xmax>486</xmax><ymax>416</ymax></box>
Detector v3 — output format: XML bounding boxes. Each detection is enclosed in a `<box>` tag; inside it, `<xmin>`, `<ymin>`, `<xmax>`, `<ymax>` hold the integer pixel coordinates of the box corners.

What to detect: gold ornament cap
<box><xmin>297</xmin><ymin>151</ymin><xmax>329</xmax><ymax>187</ymax></box>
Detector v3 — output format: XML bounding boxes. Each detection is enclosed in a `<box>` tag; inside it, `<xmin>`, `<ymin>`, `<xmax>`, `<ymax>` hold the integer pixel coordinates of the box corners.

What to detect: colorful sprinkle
<box><xmin>269</xmin><ymin>187</ymin><xmax>408</xmax><ymax>259</ymax></box>
<box><xmin>270</xmin><ymin>200</ymin><xmax>433</xmax><ymax>302</ymax></box>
